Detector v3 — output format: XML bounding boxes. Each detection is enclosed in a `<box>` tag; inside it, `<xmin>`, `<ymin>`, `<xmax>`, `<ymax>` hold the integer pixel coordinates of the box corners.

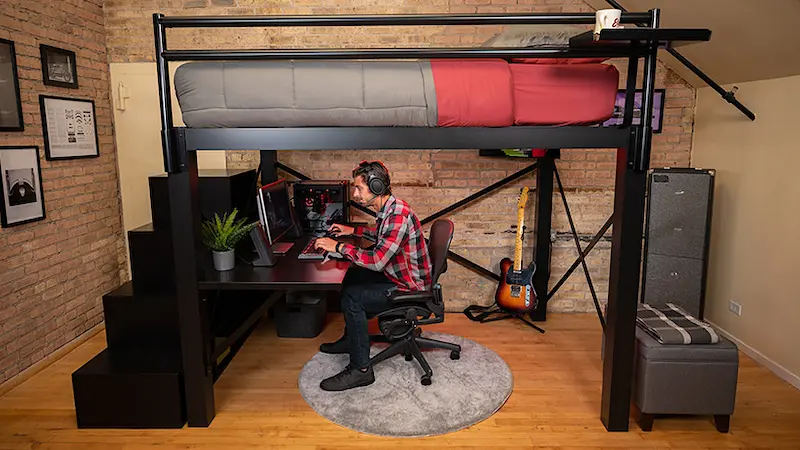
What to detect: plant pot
<box><xmin>212</xmin><ymin>249</ymin><xmax>235</xmax><ymax>271</ymax></box>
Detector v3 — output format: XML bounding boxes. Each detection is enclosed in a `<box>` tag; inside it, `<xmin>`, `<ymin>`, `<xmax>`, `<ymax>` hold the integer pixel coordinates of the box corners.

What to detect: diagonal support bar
<box><xmin>446</xmin><ymin>250</ymin><xmax>501</xmax><ymax>282</ymax></box>
<box><xmin>553</xmin><ymin>164</ymin><xmax>606</xmax><ymax>331</ymax></box>
<box><xmin>421</xmin><ymin>162</ymin><xmax>537</xmax><ymax>225</ymax></box>
<box><xmin>547</xmin><ymin>215</ymin><xmax>613</xmax><ymax>301</ymax></box>
<box><xmin>275</xmin><ymin>161</ymin><xmax>311</xmax><ymax>181</ymax></box>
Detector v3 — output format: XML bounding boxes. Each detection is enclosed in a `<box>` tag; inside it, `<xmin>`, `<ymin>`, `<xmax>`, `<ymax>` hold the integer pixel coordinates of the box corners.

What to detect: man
<box><xmin>313</xmin><ymin>160</ymin><xmax>432</xmax><ymax>391</ymax></box>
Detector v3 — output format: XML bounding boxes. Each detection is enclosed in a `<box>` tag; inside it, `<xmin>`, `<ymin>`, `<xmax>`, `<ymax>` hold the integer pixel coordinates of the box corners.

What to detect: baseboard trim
<box><xmin>0</xmin><ymin>322</ymin><xmax>105</xmax><ymax>397</ymax></box>
<box><xmin>708</xmin><ymin>321</ymin><xmax>800</xmax><ymax>391</ymax></box>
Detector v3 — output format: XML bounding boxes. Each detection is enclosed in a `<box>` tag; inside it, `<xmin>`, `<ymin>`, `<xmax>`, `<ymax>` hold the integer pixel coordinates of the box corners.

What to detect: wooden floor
<box><xmin>1</xmin><ymin>313</ymin><xmax>799</xmax><ymax>449</ymax></box>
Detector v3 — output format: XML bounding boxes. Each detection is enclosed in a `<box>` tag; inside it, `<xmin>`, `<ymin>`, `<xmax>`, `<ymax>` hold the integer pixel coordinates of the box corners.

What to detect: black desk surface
<box><xmin>199</xmin><ymin>235</ymin><xmax>353</xmax><ymax>290</ymax></box>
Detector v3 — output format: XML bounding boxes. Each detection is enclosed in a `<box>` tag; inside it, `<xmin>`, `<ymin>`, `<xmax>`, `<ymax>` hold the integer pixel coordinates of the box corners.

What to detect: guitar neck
<box><xmin>513</xmin><ymin>210</ymin><xmax>524</xmax><ymax>272</ymax></box>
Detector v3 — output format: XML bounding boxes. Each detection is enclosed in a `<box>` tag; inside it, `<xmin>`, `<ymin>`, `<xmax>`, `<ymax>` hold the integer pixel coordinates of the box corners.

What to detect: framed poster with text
<box><xmin>39</xmin><ymin>95</ymin><xmax>99</xmax><ymax>160</ymax></box>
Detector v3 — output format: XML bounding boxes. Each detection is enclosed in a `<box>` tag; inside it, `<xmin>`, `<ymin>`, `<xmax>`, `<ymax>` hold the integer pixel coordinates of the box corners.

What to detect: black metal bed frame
<box><xmin>152</xmin><ymin>9</ymin><xmax>711</xmax><ymax>431</ymax></box>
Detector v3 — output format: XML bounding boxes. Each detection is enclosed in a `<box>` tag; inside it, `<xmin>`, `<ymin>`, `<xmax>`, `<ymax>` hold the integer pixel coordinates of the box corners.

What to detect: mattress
<box><xmin>173</xmin><ymin>59</ymin><xmax>617</xmax><ymax>128</ymax></box>
<box><xmin>174</xmin><ymin>60</ymin><xmax>438</xmax><ymax>127</ymax></box>
<box><xmin>510</xmin><ymin>63</ymin><xmax>619</xmax><ymax>126</ymax></box>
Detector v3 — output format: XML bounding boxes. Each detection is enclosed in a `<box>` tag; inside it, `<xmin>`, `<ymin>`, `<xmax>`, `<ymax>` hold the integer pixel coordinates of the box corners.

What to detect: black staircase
<box><xmin>71</xmin><ymin>169</ymin><xmax>264</xmax><ymax>428</ymax></box>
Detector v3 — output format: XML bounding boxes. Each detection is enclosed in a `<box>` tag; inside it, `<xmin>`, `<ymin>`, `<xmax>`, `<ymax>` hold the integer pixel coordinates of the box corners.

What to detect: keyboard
<box><xmin>297</xmin><ymin>238</ymin><xmax>343</xmax><ymax>261</ymax></box>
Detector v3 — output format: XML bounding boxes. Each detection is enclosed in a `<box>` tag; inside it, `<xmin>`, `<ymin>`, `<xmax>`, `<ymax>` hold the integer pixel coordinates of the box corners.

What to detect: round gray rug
<box><xmin>298</xmin><ymin>332</ymin><xmax>513</xmax><ymax>437</ymax></box>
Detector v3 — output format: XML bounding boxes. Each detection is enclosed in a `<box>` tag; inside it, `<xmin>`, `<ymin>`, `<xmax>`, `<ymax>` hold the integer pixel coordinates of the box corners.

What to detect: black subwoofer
<box><xmin>642</xmin><ymin>168</ymin><xmax>715</xmax><ymax>319</ymax></box>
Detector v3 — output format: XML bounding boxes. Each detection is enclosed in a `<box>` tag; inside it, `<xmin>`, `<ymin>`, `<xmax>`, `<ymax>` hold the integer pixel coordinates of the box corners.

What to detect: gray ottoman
<box><xmin>633</xmin><ymin>327</ymin><xmax>738</xmax><ymax>432</ymax></box>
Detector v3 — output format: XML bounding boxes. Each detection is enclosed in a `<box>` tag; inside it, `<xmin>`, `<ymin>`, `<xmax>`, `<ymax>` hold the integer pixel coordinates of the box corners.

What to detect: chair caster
<box><xmin>405</xmin><ymin>353</ymin><xmax>413</xmax><ymax>361</ymax></box>
<box><xmin>421</xmin><ymin>376</ymin><xmax>432</xmax><ymax>386</ymax></box>
<box><xmin>450</xmin><ymin>351</ymin><xmax>460</xmax><ymax>360</ymax></box>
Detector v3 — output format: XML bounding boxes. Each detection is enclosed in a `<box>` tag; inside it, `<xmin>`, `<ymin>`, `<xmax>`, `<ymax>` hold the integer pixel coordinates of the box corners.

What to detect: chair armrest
<box><xmin>389</xmin><ymin>290</ymin><xmax>434</xmax><ymax>304</ymax></box>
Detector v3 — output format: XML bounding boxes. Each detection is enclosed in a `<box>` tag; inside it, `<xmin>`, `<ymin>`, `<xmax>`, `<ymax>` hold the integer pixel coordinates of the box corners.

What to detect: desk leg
<box><xmin>169</xmin><ymin>151</ymin><xmax>215</xmax><ymax>427</ymax></box>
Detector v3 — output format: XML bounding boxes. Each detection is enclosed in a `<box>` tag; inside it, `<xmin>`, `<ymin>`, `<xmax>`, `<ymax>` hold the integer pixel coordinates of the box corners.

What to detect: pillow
<box><xmin>481</xmin><ymin>24</ymin><xmax>607</xmax><ymax>65</ymax></box>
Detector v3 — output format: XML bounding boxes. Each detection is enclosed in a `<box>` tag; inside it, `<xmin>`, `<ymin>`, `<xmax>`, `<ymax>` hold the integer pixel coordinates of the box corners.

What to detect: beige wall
<box><xmin>110</xmin><ymin>63</ymin><xmax>225</xmax><ymax>269</ymax></box>
<box><xmin>693</xmin><ymin>75</ymin><xmax>800</xmax><ymax>386</ymax></box>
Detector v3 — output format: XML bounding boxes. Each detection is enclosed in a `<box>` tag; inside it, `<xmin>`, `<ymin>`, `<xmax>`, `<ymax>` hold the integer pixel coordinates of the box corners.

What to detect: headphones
<box><xmin>355</xmin><ymin>160</ymin><xmax>390</xmax><ymax>198</ymax></box>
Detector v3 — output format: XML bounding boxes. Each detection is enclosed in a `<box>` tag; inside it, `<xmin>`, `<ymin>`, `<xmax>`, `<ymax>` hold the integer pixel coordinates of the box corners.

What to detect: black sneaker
<box><xmin>320</xmin><ymin>336</ymin><xmax>349</xmax><ymax>354</ymax></box>
<box><xmin>320</xmin><ymin>364</ymin><xmax>375</xmax><ymax>392</ymax></box>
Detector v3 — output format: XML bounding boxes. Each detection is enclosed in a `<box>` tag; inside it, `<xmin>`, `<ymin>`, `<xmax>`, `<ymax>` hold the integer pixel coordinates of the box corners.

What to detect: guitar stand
<box><xmin>463</xmin><ymin>303</ymin><xmax>545</xmax><ymax>334</ymax></box>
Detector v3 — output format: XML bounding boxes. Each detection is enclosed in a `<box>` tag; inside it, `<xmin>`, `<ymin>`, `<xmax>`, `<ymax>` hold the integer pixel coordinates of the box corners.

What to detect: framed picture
<box><xmin>0</xmin><ymin>146</ymin><xmax>46</xmax><ymax>227</ymax></box>
<box><xmin>39</xmin><ymin>95</ymin><xmax>99</xmax><ymax>160</ymax></box>
<box><xmin>601</xmin><ymin>89</ymin><xmax>665</xmax><ymax>133</ymax></box>
<box><xmin>0</xmin><ymin>38</ymin><xmax>24</xmax><ymax>132</ymax></box>
<box><xmin>40</xmin><ymin>44</ymin><xmax>78</xmax><ymax>89</ymax></box>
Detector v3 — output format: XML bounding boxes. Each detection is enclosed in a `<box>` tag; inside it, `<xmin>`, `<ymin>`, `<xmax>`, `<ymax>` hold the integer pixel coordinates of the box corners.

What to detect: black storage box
<box><xmin>275</xmin><ymin>291</ymin><xmax>327</xmax><ymax>338</ymax></box>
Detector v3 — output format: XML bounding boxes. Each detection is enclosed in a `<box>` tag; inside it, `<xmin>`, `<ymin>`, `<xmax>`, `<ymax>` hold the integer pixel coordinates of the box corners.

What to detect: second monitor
<box><xmin>257</xmin><ymin>178</ymin><xmax>298</xmax><ymax>254</ymax></box>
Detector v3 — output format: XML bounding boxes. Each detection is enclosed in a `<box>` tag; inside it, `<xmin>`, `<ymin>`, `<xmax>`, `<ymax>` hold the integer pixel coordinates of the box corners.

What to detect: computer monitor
<box><xmin>257</xmin><ymin>178</ymin><xmax>296</xmax><ymax>248</ymax></box>
<box><xmin>293</xmin><ymin>180</ymin><xmax>350</xmax><ymax>236</ymax></box>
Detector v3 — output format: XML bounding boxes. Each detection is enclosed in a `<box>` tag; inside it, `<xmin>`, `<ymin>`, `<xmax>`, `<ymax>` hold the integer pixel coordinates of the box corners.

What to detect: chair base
<box><xmin>368</xmin><ymin>329</ymin><xmax>461</xmax><ymax>386</ymax></box>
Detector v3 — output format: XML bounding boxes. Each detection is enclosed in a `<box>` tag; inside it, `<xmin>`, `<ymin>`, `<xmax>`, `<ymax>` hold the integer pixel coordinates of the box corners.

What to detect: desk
<box><xmin>200</xmin><ymin>235</ymin><xmax>352</xmax><ymax>290</ymax></box>
<box><xmin>188</xmin><ymin>234</ymin><xmax>357</xmax><ymax>426</ymax></box>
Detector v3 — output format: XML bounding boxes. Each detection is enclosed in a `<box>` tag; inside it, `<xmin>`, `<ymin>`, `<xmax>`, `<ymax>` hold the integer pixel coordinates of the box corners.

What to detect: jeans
<box><xmin>340</xmin><ymin>267</ymin><xmax>395</xmax><ymax>369</ymax></box>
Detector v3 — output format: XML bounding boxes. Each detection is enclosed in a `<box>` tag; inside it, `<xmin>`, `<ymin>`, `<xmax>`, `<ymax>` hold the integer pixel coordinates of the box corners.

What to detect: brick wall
<box><xmin>0</xmin><ymin>0</ymin><xmax>126</xmax><ymax>384</ymax></box>
<box><xmin>103</xmin><ymin>0</ymin><xmax>696</xmax><ymax>312</ymax></box>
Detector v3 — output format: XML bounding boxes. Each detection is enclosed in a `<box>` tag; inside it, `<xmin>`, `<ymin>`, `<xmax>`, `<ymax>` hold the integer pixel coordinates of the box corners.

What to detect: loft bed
<box><xmin>152</xmin><ymin>10</ymin><xmax>711</xmax><ymax>431</ymax></box>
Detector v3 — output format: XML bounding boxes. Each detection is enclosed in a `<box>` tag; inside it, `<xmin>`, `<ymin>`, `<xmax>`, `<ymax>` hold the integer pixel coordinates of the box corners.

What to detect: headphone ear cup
<box><xmin>368</xmin><ymin>176</ymin><xmax>385</xmax><ymax>196</ymax></box>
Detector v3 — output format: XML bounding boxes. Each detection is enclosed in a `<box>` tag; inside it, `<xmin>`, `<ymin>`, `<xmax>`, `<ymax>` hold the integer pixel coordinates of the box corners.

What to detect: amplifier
<box><xmin>293</xmin><ymin>180</ymin><xmax>350</xmax><ymax>234</ymax></box>
<box><xmin>642</xmin><ymin>167</ymin><xmax>715</xmax><ymax>319</ymax></box>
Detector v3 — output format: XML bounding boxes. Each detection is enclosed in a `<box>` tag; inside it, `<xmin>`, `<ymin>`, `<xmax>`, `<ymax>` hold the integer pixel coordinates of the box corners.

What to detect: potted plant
<box><xmin>201</xmin><ymin>208</ymin><xmax>258</xmax><ymax>271</ymax></box>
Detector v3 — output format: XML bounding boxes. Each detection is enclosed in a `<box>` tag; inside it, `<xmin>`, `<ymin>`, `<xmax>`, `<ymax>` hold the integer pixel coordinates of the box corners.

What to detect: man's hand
<box><xmin>328</xmin><ymin>223</ymin><xmax>354</xmax><ymax>237</ymax></box>
<box><xmin>314</xmin><ymin>237</ymin><xmax>339</xmax><ymax>253</ymax></box>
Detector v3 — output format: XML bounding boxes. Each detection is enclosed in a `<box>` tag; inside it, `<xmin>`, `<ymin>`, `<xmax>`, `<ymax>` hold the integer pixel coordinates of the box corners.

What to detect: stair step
<box><xmin>102</xmin><ymin>281</ymin><xmax>180</xmax><ymax>351</ymax></box>
<box><xmin>128</xmin><ymin>223</ymin><xmax>175</xmax><ymax>295</ymax></box>
<box><xmin>72</xmin><ymin>348</ymin><xmax>185</xmax><ymax>428</ymax></box>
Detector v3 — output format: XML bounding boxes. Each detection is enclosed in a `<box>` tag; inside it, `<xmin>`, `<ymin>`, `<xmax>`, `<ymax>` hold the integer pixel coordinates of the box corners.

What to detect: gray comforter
<box><xmin>174</xmin><ymin>60</ymin><xmax>438</xmax><ymax>127</ymax></box>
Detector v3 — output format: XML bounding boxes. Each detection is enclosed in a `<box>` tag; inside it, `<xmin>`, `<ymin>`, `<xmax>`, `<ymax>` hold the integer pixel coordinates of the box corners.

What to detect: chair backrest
<box><xmin>428</xmin><ymin>219</ymin><xmax>454</xmax><ymax>285</ymax></box>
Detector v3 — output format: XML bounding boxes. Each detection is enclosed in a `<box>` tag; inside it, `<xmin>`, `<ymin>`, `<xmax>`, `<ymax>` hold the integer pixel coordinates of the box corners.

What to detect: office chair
<box><xmin>368</xmin><ymin>219</ymin><xmax>461</xmax><ymax>386</ymax></box>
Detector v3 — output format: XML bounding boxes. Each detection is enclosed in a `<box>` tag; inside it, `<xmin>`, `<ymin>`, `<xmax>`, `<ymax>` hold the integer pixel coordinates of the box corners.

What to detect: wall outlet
<box><xmin>729</xmin><ymin>300</ymin><xmax>742</xmax><ymax>316</ymax></box>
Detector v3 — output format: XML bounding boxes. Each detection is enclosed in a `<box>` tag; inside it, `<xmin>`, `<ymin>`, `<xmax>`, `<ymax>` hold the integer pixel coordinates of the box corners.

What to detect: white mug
<box><xmin>594</xmin><ymin>9</ymin><xmax>622</xmax><ymax>34</ymax></box>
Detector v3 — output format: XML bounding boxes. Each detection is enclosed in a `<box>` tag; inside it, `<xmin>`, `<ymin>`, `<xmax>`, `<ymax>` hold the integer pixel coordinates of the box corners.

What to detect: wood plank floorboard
<box><xmin>1</xmin><ymin>313</ymin><xmax>798</xmax><ymax>449</ymax></box>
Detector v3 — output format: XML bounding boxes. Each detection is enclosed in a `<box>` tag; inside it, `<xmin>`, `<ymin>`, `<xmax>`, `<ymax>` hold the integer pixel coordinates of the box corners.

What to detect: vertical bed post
<box><xmin>600</xmin><ymin>8</ymin><xmax>660</xmax><ymax>431</ymax></box>
<box><xmin>530</xmin><ymin>149</ymin><xmax>556</xmax><ymax>322</ymax></box>
<box><xmin>168</xmin><ymin>135</ymin><xmax>215</xmax><ymax>427</ymax></box>
<box><xmin>155</xmin><ymin>13</ymin><xmax>216</xmax><ymax>426</ymax></box>
<box><xmin>260</xmin><ymin>150</ymin><xmax>278</xmax><ymax>184</ymax></box>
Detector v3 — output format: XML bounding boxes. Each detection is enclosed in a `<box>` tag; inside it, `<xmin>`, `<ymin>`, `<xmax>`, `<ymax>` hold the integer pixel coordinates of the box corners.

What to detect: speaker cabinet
<box><xmin>642</xmin><ymin>168</ymin><xmax>715</xmax><ymax>319</ymax></box>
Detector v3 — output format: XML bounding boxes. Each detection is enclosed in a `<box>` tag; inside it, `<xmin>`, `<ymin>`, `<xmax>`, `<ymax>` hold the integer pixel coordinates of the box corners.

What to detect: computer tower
<box><xmin>293</xmin><ymin>180</ymin><xmax>350</xmax><ymax>235</ymax></box>
<box><xmin>642</xmin><ymin>168</ymin><xmax>715</xmax><ymax>319</ymax></box>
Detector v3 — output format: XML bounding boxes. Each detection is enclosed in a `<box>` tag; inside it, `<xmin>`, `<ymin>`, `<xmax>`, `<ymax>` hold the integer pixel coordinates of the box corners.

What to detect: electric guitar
<box><xmin>495</xmin><ymin>187</ymin><xmax>537</xmax><ymax>313</ymax></box>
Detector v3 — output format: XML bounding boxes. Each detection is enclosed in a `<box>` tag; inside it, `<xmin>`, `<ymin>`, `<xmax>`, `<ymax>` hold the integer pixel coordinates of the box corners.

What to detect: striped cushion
<box><xmin>636</xmin><ymin>303</ymin><xmax>719</xmax><ymax>345</ymax></box>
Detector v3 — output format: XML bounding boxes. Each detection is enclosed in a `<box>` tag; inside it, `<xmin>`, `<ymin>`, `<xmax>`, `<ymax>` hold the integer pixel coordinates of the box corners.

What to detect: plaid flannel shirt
<box><xmin>338</xmin><ymin>196</ymin><xmax>432</xmax><ymax>292</ymax></box>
